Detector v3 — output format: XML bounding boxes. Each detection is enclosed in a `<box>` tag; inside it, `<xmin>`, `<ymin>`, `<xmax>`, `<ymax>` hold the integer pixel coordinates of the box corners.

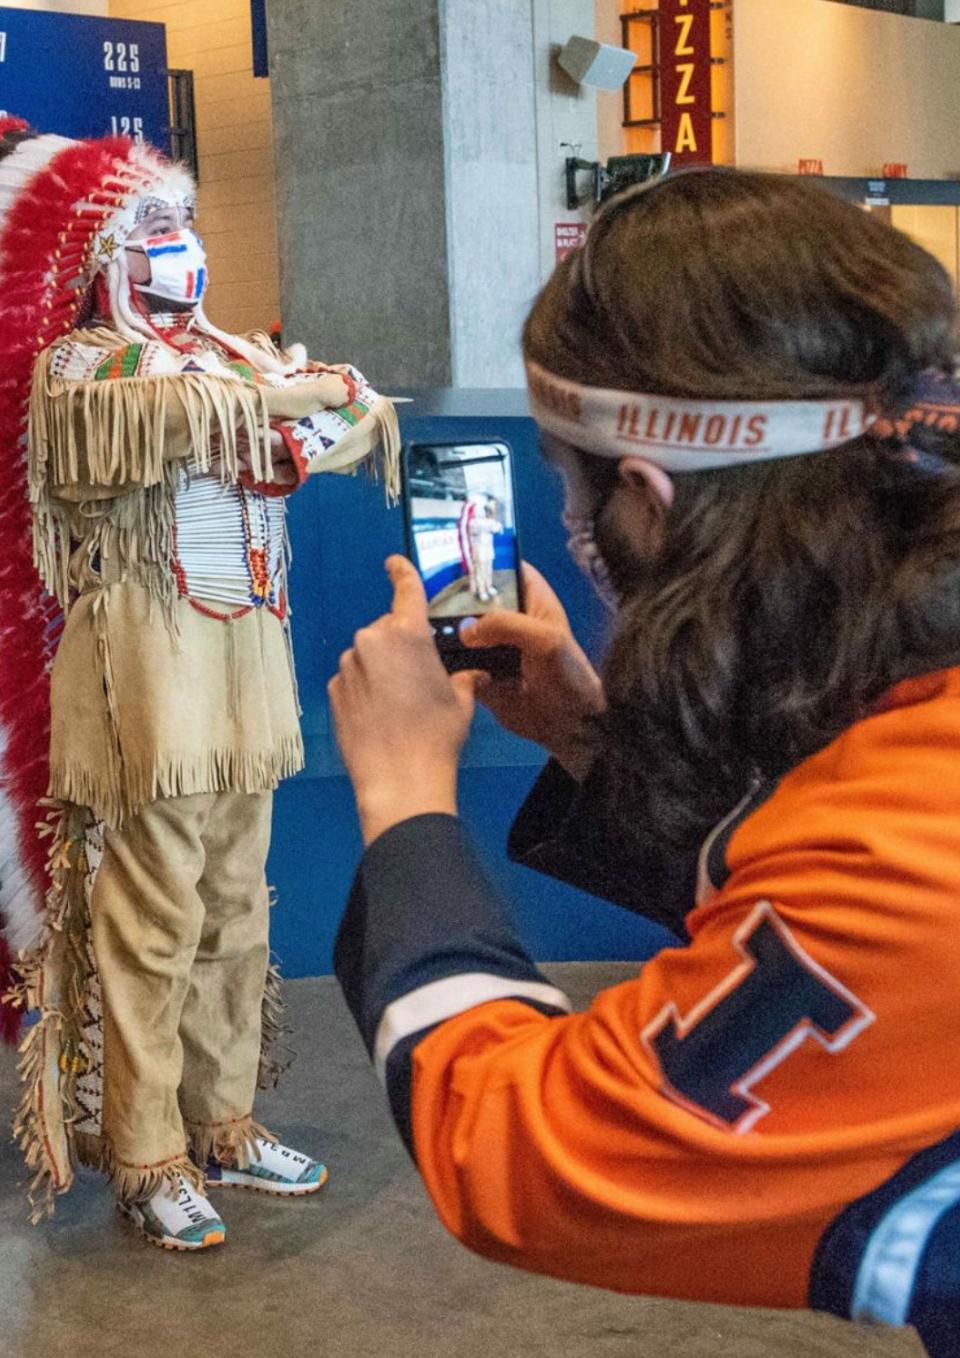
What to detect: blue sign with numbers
<box><xmin>0</xmin><ymin>6</ymin><xmax>168</xmax><ymax>150</ymax></box>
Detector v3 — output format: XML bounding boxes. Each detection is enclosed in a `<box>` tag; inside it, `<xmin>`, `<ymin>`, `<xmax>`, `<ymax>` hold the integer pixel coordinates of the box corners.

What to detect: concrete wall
<box><xmin>268</xmin><ymin>0</ymin><xmax>601</xmax><ymax>388</ymax></box>
<box><xmin>440</xmin><ymin>0</ymin><xmax>541</xmax><ymax>385</ymax></box>
<box><xmin>110</xmin><ymin>0</ymin><xmax>280</xmax><ymax>335</ymax></box>
<box><xmin>531</xmin><ymin>0</ymin><xmax>600</xmax><ymax>281</ymax></box>
<box><xmin>734</xmin><ymin>0</ymin><xmax>960</xmax><ymax>178</ymax></box>
<box><xmin>268</xmin><ymin>0</ymin><xmax>452</xmax><ymax>387</ymax></box>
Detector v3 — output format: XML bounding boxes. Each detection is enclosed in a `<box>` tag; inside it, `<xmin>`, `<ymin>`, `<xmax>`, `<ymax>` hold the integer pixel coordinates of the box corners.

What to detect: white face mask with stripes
<box><xmin>130</xmin><ymin>229</ymin><xmax>208</xmax><ymax>306</ymax></box>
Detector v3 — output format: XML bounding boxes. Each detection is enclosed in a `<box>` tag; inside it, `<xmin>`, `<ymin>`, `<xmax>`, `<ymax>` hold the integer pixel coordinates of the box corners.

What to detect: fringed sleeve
<box><xmin>29</xmin><ymin>332</ymin><xmax>274</xmax><ymax>495</ymax></box>
<box><xmin>250</xmin><ymin>347</ymin><xmax>401</xmax><ymax>501</ymax></box>
<box><xmin>302</xmin><ymin>392</ymin><xmax>401</xmax><ymax>502</ymax></box>
<box><xmin>270</xmin><ymin>378</ymin><xmax>402</xmax><ymax>503</ymax></box>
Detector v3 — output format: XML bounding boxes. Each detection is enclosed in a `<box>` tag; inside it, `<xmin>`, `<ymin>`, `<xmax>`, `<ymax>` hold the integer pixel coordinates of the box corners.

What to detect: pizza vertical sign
<box><xmin>660</xmin><ymin>0</ymin><xmax>714</xmax><ymax>167</ymax></box>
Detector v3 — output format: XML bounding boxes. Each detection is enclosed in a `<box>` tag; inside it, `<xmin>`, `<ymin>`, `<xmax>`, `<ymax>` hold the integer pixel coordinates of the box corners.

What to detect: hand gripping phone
<box><xmin>401</xmin><ymin>440</ymin><xmax>524</xmax><ymax>679</ymax></box>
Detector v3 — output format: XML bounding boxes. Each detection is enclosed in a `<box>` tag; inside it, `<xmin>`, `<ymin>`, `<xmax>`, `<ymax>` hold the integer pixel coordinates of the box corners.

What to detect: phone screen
<box><xmin>404</xmin><ymin>442</ymin><xmax>522</xmax><ymax>632</ymax></box>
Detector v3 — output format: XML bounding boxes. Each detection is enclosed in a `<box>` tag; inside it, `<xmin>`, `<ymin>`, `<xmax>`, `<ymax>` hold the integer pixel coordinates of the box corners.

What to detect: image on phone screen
<box><xmin>405</xmin><ymin>442</ymin><xmax>522</xmax><ymax>624</ymax></box>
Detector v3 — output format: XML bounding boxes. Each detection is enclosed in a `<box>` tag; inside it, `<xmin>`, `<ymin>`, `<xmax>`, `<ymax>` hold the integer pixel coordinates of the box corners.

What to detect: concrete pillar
<box><xmin>440</xmin><ymin>0</ymin><xmax>540</xmax><ymax>387</ymax></box>
<box><xmin>267</xmin><ymin>0</ymin><xmax>451</xmax><ymax>386</ymax></box>
<box><xmin>267</xmin><ymin>0</ymin><xmax>598</xmax><ymax>388</ymax></box>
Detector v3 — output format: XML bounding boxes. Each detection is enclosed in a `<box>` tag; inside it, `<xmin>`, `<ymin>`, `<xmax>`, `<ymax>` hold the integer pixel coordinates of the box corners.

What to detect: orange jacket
<box><xmin>336</xmin><ymin>668</ymin><xmax>960</xmax><ymax>1354</ymax></box>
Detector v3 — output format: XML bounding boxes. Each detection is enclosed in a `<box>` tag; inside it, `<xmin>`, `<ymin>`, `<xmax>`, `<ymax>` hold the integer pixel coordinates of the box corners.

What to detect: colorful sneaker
<box><xmin>206</xmin><ymin>1138</ymin><xmax>328</xmax><ymax>1196</ymax></box>
<box><xmin>118</xmin><ymin>1175</ymin><xmax>227</xmax><ymax>1251</ymax></box>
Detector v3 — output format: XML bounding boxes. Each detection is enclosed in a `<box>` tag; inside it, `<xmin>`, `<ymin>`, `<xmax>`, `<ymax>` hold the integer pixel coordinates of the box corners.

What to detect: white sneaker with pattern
<box><xmin>118</xmin><ymin>1174</ymin><xmax>227</xmax><ymax>1251</ymax></box>
<box><xmin>206</xmin><ymin>1138</ymin><xmax>328</xmax><ymax>1196</ymax></box>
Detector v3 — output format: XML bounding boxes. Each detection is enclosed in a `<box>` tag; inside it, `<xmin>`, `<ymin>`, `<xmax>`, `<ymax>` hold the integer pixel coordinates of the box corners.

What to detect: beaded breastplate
<box><xmin>171</xmin><ymin>470</ymin><xmax>287</xmax><ymax>620</ymax></box>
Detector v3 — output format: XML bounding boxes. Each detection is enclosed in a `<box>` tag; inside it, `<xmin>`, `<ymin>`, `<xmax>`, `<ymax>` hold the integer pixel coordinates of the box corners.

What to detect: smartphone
<box><xmin>402</xmin><ymin>440</ymin><xmax>524</xmax><ymax>679</ymax></box>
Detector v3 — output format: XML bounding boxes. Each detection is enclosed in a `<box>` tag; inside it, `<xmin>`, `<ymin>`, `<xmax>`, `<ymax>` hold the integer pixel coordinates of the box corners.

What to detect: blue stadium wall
<box><xmin>269</xmin><ymin>391</ymin><xmax>676</xmax><ymax>974</ymax></box>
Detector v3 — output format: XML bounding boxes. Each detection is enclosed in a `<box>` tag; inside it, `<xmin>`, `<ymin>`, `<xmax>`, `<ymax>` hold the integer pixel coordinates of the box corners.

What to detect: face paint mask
<box><xmin>130</xmin><ymin>229</ymin><xmax>208</xmax><ymax>305</ymax></box>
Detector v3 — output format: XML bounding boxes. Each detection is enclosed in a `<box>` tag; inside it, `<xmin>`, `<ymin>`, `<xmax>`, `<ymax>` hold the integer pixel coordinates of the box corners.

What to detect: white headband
<box><xmin>526</xmin><ymin>361</ymin><xmax>874</xmax><ymax>473</ymax></box>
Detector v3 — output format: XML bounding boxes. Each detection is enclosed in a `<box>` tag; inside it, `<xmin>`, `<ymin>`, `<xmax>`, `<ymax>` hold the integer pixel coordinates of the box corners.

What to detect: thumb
<box><xmin>386</xmin><ymin>555</ymin><xmax>429</xmax><ymax>631</ymax></box>
<box><xmin>450</xmin><ymin>668</ymin><xmax>479</xmax><ymax>718</ymax></box>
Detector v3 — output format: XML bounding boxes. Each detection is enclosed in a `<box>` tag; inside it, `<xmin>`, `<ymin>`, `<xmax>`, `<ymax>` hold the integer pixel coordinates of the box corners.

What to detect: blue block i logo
<box><xmin>643</xmin><ymin>901</ymin><xmax>875</xmax><ymax>1133</ymax></box>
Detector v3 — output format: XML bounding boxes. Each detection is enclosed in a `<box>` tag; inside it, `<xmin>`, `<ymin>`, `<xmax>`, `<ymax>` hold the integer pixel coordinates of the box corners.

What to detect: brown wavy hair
<box><xmin>523</xmin><ymin>168</ymin><xmax>960</xmax><ymax>848</ymax></box>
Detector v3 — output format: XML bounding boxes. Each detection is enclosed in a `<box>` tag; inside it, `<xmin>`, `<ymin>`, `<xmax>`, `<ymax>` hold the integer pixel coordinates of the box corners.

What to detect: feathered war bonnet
<box><xmin>0</xmin><ymin>119</ymin><xmax>202</xmax><ymax>1030</ymax></box>
<box><xmin>0</xmin><ymin>120</ymin><xmax>401</xmax><ymax>1032</ymax></box>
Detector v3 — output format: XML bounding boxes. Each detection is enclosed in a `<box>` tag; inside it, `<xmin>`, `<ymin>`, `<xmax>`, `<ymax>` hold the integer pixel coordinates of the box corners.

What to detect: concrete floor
<box><xmin>0</xmin><ymin>964</ymin><xmax>927</xmax><ymax>1358</ymax></box>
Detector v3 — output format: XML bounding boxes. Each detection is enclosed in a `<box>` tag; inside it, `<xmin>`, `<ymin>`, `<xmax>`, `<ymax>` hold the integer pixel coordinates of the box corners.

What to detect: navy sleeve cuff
<box><xmin>334</xmin><ymin>814</ymin><xmax>566</xmax><ymax>1058</ymax></box>
<box><xmin>334</xmin><ymin>814</ymin><xmax>573</xmax><ymax>1152</ymax></box>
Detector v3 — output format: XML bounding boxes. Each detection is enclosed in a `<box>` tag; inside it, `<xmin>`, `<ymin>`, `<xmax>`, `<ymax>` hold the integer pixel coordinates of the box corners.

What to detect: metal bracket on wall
<box><xmin>566</xmin><ymin>152</ymin><xmax>673</xmax><ymax>210</ymax></box>
<box><xmin>167</xmin><ymin>68</ymin><xmax>198</xmax><ymax>180</ymax></box>
<box><xmin>565</xmin><ymin>155</ymin><xmax>604</xmax><ymax>211</ymax></box>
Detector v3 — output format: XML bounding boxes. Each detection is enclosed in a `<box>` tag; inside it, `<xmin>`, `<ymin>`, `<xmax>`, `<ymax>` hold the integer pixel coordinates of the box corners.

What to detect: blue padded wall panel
<box><xmin>267</xmin><ymin>398</ymin><xmax>675</xmax><ymax>974</ymax></box>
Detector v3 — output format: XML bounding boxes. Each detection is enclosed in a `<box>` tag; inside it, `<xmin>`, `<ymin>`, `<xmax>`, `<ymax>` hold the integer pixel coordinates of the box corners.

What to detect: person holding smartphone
<box><xmin>329</xmin><ymin>168</ymin><xmax>960</xmax><ymax>1357</ymax></box>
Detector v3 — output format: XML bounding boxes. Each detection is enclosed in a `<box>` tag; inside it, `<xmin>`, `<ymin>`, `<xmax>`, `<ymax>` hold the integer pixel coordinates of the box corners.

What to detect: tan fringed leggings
<box><xmin>86</xmin><ymin>790</ymin><xmax>273</xmax><ymax>1201</ymax></box>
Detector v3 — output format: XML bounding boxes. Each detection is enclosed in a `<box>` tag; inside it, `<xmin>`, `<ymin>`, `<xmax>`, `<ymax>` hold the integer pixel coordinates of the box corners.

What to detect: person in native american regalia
<box><xmin>0</xmin><ymin>117</ymin><xmax>398</xmax><ymax>1250</ymax></box>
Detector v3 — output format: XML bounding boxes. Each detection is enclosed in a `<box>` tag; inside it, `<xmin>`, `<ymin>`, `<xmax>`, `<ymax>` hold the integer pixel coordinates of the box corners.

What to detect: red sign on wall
<box><xmin>883</xmin><ymin>163</ymin><xmax>908</xmax><ymax>179</ymax></box>
<box><xmin>798</xmin><ymin>159</ymin><xmax>824</xmax><ymax>176</ymax></box>
<box><xmin>659</xmin><ymin>0</ymin><xmax>713</xmax><ymax>167</ymax></box>
<box><xmin>555</xmin><ymin>221</ymin><xmax>587</xmax><ymax>264</ymax></box>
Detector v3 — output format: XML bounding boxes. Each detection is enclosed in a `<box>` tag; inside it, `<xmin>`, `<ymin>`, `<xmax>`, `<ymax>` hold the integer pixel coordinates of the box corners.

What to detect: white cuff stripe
<box><xmin>852</xmin><ymin>1156</ymin><xmax>960</xmax><ymax>1326</ymax></box>
<box><xmin>373</xmin><ymin>973</ymin><xmax>572</xmax><ymax>1081</ymax></box>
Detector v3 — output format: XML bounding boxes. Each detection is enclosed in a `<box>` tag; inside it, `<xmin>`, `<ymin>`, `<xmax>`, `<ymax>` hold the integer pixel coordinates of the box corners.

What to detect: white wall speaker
<box><xmin>557</xmin><ymin>37</ymin><xmax>638</xmax><ymax>91</ymax></box>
